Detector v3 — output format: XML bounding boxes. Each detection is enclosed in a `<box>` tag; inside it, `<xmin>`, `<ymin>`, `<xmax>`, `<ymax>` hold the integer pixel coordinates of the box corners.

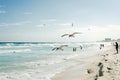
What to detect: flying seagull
<box><xmin>43</xmin><ymin>24</ymin><xmax>46</xmax><ymax>27</ymax></box>
<box><xmin>61</xmin><ymin>32</ymin><xmax>82</xmax><ymax>38</ymax></box>
<box><xmin>52</xmin><ymin>45</ymin><xmax>68</xmax><ymax>51</ymax></box>
<box><xmin>72</xmin><ymin>23</ymin><xmax>74</xmax><ymax>27</ymax></box>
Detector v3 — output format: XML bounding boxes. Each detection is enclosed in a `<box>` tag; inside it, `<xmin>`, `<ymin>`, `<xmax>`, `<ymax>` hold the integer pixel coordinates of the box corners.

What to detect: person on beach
<box><xmin>100</xmin><ymin>44</ymin><xmax>104</xmax><ymax>50</ymax></box>
<box><xmin>80</xmin><ymin>45</ymin><xmax>82</xmax><ymax>50</ymax></box>
<box><xmin>115</xmin><ymin>42</ymin><xmax>119</xmax><ymax>53</ymax></box>
<box><xmin>73</xmin><ymin>47</ymin><xmax>76</xmax><ymax>52</ymax></box>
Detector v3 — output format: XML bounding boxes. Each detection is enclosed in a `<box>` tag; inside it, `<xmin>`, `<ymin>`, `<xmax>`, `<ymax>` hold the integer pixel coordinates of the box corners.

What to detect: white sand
<box><xmin>51</xmin><ymin>46</ymin><xmax>120</xmax><ymax>80</ymax></box>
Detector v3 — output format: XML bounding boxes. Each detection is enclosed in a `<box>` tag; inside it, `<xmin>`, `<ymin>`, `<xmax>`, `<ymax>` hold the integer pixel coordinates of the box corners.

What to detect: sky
<box><xmin>0</xmin><ymin>0</ymin><xmax>120</xmax><ymax>42</ymax></box>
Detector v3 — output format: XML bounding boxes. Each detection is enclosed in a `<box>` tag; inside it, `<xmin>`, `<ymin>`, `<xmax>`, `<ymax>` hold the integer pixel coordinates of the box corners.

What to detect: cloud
<box><xmin>40</xmin><ymin>19</ymin><xmax>57</xmax><ymax>22</ymax></box>
<box><xmin>36</xmin><ymin>24</ymin><xmax>45</xmax><ymax>28</ymax></box>
<box><xmin>0</xmin><ymin>5</ymin><xmax>6</xmax><ymax>14</ymax></box>
<box><xmin>0</xmin><ymin>21</ymin><xmax>31</xmax><ymax>27</ymax></box>
<box><xmin>24</xmin><ymin>12</ymin><xmax>32</xmax><ymax>15</ymax></box>
<box><xmin>0</xmin><ymin>10</ymin><xmax>6</xmax><ymax>14</ymax></box>
<box><xmin>56</xmin><ymin>23</ymin><xmax>72</xmax><ymax>26</ymax></box>
<box><xmin>57</xmin><ymin>25</ymin><xmax>120</xmax><ymax>41</ymax></box>
<box><xmin>0</xmin><ymin>5</ymin><xmax>5</xmax><ymax>8</ymax></box>
<box><xmin>38</xmin><ymin>19</ymin><xmax>76</xmax><ymax>27</ymax></box>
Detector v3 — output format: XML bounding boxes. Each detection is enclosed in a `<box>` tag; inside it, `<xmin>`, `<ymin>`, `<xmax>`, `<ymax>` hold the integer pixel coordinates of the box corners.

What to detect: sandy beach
<box><xmin>51</xmin><ymin>45</ymin><xmax>120</xmax><ymax>80</ymax></box>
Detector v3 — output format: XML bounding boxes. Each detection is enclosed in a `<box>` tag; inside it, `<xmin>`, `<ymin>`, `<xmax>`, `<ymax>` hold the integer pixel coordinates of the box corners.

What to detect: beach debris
<box><xmin>105</xmin><ymin>59</ymin><xmax>108</xmax><ymax>62</ymax></box>
<box><xmin>61</xmin><ymin>32</ymin><xmax>82</xmax><ymax>38</ymax></box>
<box><xmin>98</xmin><ymin>62</ymin><xmax>102</xmax><ymax>67</ymax></box>
<box><xmin>52</xmin><ymin>45</ymin><xmax>68</xmax><ymax>51</ymax></box>
<box><xmin>101</xmin><ymin>55</ymin><xmax>106</xmax><ymax>57</ymax></box>
<box><xmin>106</xmin><ymin>54</ymin><xmax>109</xmax><ymax>56</ymax></box>
<box><xmin>87</xmin><ymin>69</ymin><xmax>94</xmax><ymax>74</ymax></box>
<box><xmin>107</xmin><ymin>67</ymin><xmax>112</xmax><ymax>70</ymax></box>
<box><xmin>103</xmin><ymin>59</ymin><xmax>108</xmax><ymax>62</ymax></box>
<box><xmin>94</xmin><ymin>75</ymin><xmax>98</xmax><ymax>80</ymax></box>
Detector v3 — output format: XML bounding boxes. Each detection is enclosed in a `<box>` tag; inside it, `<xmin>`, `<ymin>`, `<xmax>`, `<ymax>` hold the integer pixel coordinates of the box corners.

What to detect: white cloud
<box><xmin>36</xmin><ymin>24</ymin><xmax>45</xmax><ymax>28</ymax></box>
<box><xmin>0</xmin><ymin>10</ymin><xmax>6</xmax><ymax>14</ymax></box>
<box><xmin>24</xmin><ymin>12</ymin><xmax>32</xmax><ymax>15</ymax></box>
<box><xmin>56</xmin><ymin>25</ymin><xmax>120</xmax><ymax>41</ymax></box>
<box><xmin>57</xmin><ymin>23</ymin><xmax>72</xmax><ymax>26</ymax></box>
<box><xmin>53</xmin><ymin>20</ymin><xmax>77</xmax><ymax>27</ymax></box>
<box><xmin>40</xmin><ymin>19</ymin><xmax>57</xmax><ymax>22</ymax></box>
<box><xmin>0</xmin><ymin>21</ymin><xmax>31</xmax><ymax>27</ymax></box>
<box><xmin>0</xmin><ymin>5</ymin><xmax>5</xmax><ymax>8</ymax></box>
<box><xmin>38</xmin><ymin>19</ymin><xmax>76</xmax><ymax>28</ymax></box>
<box><xmin>0</xmin><ymin>5</ymin><xmax>2</xmax><ymax>8</ymax></box>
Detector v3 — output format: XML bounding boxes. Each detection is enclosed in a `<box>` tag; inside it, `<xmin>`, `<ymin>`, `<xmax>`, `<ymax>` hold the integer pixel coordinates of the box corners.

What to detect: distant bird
<box><xmin>61</xmin><ymin>32</ymin><xmax>82</xmax><ymax>38</ymax></box>
<box><xmin>72</xmin><ymin>23</ymin><xmax>74</xmax><ymax>27</ymax></box>
<box><xmin>88</xmin><ymin>28</ymin><xmax>91</xmax><ymax>31</ymax></box>
<box><xmin>107</xmin><ymin>67</ymin><xmax>112</xmax><ymax>70</ymax></box>
<box><xmin>52</xmin><ymin>45</ymin><xmax>68</xmax><ymax>51</ymax></box>
<box><xmin>43</xmin><ymin>24</ymin><xmax>46</xmax><ymax>27</ymax></box>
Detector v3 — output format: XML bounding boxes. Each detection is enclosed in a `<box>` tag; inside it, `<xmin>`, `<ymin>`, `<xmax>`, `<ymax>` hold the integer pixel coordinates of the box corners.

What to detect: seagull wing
<box><xmin>61</xmin><ymin>34</ymin><xmax>69</xmax><ymax>37</ymax></box>
<box><xmin>72</xmin><ymin>32</ymin><xmax>82</xmax><ymax>35</ymax></box>
<box><xmin>60</xmin><ymin>45</ymin><xmax>68</xmax><ymax>48</ymax></box>
<box><xmin>52</xmin><ymin>48</ymin><xmax>56</xmax><ymax>51</ymax></box>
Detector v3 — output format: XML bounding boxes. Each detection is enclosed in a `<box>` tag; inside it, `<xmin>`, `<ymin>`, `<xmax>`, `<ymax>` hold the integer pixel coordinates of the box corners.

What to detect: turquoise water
<box><xmin>0</xmin><ymin>42</ymin><xmax>110</xmax><ymax>80</ymax></box>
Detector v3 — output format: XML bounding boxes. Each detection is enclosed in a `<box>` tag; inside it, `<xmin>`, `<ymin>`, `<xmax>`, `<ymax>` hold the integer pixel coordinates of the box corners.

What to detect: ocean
<box><xmin>0</xmin><ymin>42</ymin><xmax>111</xmax><ymax>80</ymax></box>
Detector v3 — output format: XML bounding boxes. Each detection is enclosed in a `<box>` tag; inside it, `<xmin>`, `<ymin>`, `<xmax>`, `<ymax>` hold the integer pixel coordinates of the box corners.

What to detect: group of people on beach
<box><xmin>100</xmin><ymin>42</ymin><xmax>119</xmax><ymax>54</ymax></box>
<box><xmin>100</xmin><ymin>44</ymin><xmax>104</xmax><ymax>49</ymax></box>
<box><xmin>73</xmin><ymin>42</ymin><xmax>119</xmax><ymax>54</ymax></box>
<box><xmin>115</xmin><ymin>42</ymin><xmax>119</xmax><ymax>53</ymax></box>
<box><xmin>73</xmin><ymin>45</ymin><xmax>83</xmax><ymax>52</ymax></box>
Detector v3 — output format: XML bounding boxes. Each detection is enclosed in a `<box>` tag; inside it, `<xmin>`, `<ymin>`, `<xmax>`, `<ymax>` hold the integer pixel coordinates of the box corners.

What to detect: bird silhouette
<box><xmin>61</xmin><ymin>32</ymin><xmax>82</xmax><ymax>38</ymax></box>
<box><xmin>107</xmin><ymin>67</ymin><xmax>112</xmax><ymax>70</ymax></box>
<box><xmin>72</xmin><ymin>23</ymin><xmax>74</xmax><ymax>27</ymax></box>
<box><xmin>52</xmin><ymin>45</ymin><xmax>68</xmax><ymax>51</ymax></box>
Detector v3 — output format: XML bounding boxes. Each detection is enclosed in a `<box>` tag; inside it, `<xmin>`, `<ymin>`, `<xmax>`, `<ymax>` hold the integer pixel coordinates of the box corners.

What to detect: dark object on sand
<box><xmin>87</xmin><ymin>69</ymin><xmax>93</xmax><ymax>74</ymax></box>
<box><xmin>115</xmin><ymin>42</ymin><xmax>119</xmax><ymax>53</ymax></box>
<box><xmin>98</xmin><ymin>62</ymin><xmax>102</xmax><ymax>67</ymax></box>
<box><xmin>107</xmin><ymin>67</ymin><xmax>112</xmax><ymax>70</ymax></box>
<box><xmin>104</xmin><ymin>59</ymin><xmax>108</xmax><ymax>62</ymax></box>
<box><xmin>94</xmin><ymin>75</ymin><xmax>98</xmax><ymax>80</ymax></box>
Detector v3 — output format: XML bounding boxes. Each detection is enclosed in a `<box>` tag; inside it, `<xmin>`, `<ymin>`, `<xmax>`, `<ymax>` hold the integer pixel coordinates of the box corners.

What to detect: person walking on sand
<box><xmin>115</xmin><ymin>42</ymin><xmax>119</xmax><ymax>53</ymax></box>
<box><xmin>73</xmin><ymin>47</ymin><xmax>77</xmax><ymax>52</ymax></box>
<box><xmin>80</xmin><ymin>45</ymin><xmax>82</xmax><ymax>50</ymax></box>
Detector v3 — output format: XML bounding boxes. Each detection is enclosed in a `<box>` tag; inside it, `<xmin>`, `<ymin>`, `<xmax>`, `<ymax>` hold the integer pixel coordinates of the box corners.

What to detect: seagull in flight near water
<box><xmin>52</xmin><ymin>45</ymin><xmax>68</xmax><ymax>51</ymax></box>
<box><xmin>61</xmin><ymin>32</ymin><xmax>82</xmax><ymax>38</ymax></box>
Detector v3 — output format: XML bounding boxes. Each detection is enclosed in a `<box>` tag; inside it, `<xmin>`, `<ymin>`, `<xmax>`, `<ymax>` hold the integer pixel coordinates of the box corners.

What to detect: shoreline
<box><xmin>51</xmin><ymin>46</ymin><xmax>117</xmax><ymax>80</ymax></box>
